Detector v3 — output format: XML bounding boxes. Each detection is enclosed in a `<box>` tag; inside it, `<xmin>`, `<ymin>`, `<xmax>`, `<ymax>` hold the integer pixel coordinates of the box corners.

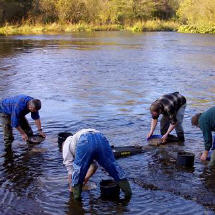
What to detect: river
<box><xmin>0</xmin><ymin>31</ymin><xmax>215</xmax><ymax>214</ymax></box>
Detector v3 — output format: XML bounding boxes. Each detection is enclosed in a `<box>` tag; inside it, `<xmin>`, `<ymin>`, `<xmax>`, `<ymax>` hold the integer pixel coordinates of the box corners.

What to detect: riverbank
<box><xmin>178</xmin><ymin>25</ymin><xmax>215</xmax><ymax>34</ymax></box>
<box><xmin>1</xmin><ymin>21</ymin><xmax>214</xmax><ymax>36</ymax></box>
<box><xmin>0</xmin><ymin>20</ymin><xmax>179</xmax><ymax>35</ymax></box>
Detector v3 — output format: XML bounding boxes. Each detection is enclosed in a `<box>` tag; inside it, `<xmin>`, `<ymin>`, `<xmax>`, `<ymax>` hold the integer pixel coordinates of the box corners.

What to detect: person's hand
<box><xmin>147</xmin><ymin>132</ymin><xmax>153</xmax><ymax>139</ymax></box>
<box><xmin>39</xmin><ymin>130</ymin><xmax>46</xmax><ymax>138</ymax></box>
<box><xmin>161</xmin><ymin>134</ymin><xmax>168</xmax><ymax>143</ymax></box>
<box><xmin>68</xmin><ymin>174</ymin><xmax>72</xmax><ymax>184</ymax></box>
<box><xmin>22</xmin><ymin>133</ymin><xmax>28</xmax><ymax>141</ymax></box>
<box><xmin>83</xmin><ymin>177</ymin><xmax>89</xmax><ymax>185</ymax></box>
<box><xmin>200</xmin><ymin>151</ymin><xmax>209</xmax><ymax>161</ymax></box>
<box><xmin>68</xmin><ymin>174</ymin><xmax>72</xmax><ymax>191</ymax></box>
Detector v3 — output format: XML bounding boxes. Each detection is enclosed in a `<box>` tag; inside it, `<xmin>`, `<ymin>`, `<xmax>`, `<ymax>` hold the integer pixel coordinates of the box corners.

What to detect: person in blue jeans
<box><xmin>63</xmin><ymin>128</ymin><xmax>132</xmax><ymax>200</ymax></box>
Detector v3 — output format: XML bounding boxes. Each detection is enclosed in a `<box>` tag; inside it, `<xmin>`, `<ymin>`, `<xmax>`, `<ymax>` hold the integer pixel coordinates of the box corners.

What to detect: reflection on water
<box><xmin>0</xmin><ymin>32</ymin><xmax>215</xmax><ymax>214</ymax></box>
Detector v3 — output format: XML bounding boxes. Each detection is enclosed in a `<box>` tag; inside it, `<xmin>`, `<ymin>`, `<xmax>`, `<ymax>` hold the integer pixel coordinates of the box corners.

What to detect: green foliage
<box><xmin>1</xmin><ymin>0</ymin><xmax>215</xmax><ymax>34</ymax></box>
<box><xmin>0</xmin><ymin>21</ymin><xmax>179</xmax><ymax>35</ymax></box>
<box><xmin>154</xmin><ymin>0</ymin><xmax>179</xmax><ymax>20</ymax></box>
<box><xmin>0</xmin><ymin>0</ymin><xmax>180</xmax><ymax>26</ymax></box>
<box><xmin>0</xmin><ymin>0</ymin><xmax>33</xmax><ymax>24</ymax></box>
<box><xmin>177</xmin><ymin>0</ymin><xmax>215</xmax><ymax>33</ymax></box>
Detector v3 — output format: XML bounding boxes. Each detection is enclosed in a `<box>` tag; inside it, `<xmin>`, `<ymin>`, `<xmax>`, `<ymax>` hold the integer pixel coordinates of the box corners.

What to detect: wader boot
<box><xmin>72</xmin><ymin>184</ymin><xmax>82</xmax><ymax>200</ymax></box>
<box><xmin>0</xmin><ymin>113</ymin><xmax>14</xmax><ymax>147</ymax></box>
<box><xmin>176</xmin><ymin>132</ymin><xmax>185</xmax><ymax>142</ymax></box>
<box><xmin>118</xmin><ymin>179</ymin><xmax>132</xmax><ymax>198</ymax></box>
<box><xmin>208</xmin><ymin>150</ymin><xmax>215</xmax><ymax>168</ymax></box>
<box><xmin>166</xmin><ymin>134</ymin><xmax>178</xmax><ymax>142</ymax></box>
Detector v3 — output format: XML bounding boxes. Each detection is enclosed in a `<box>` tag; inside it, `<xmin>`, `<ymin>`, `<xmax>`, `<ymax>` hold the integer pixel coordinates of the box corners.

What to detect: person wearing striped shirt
<box><xmin>147</xmin><ymin>92</ymin><xmax>186</xmax><ymax>143</ymax></box>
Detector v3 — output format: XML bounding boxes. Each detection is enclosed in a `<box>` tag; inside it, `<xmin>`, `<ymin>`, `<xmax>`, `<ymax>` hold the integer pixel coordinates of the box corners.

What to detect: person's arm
<box><xmin>161</xmin><ymin>123</ymin><xmax>176</xmax><ymax>143</ymax></box>
<box><xmin>16</xmin><ymin>126</ymin><xmax>28</xmax><ymax>141</ymax></box>
<box><xmin>147</xmin><ymin>119</ymin><xmax>158</xmax><ymax>138</ymax></box>
<box><xmin>84</xmin><ymin>162</ymin><xmax>98</xmax><ymax>185</ymax></box>
<box><xmin>200</xmin><ymin>124</ymin><xmax>212</xmax><ymax>161</ymax></box>
<box><xmin>34</xmin><ymin>119</ymin><xmax>46</xmax><ymax>137</ymax></box>
<box><xmin>161</xmin><ymin>111</ymin><xmax>177</xmax><ymax>143</ymax></box>
<box><xmin>62</xmin><ymin>137</ymin><xmax>74</xmax><ymax>190</ymax></box>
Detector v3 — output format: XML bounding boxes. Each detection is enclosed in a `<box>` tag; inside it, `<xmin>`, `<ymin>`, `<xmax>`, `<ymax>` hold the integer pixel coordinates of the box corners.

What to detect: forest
<box><xmin>0</xmin><ymin>0</ymin><xmax>214</xmax><ymax>34</ymax></box>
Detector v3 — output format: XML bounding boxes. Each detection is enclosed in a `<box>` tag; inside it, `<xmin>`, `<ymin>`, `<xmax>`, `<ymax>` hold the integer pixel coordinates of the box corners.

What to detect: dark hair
<box><xmin>30</xmin><ymin>99</ymin><xmax>41</xmax><ymax>110</ymax></box>
<box><xmin>191</xmin><ymin>113</ymin><xmax>202</xmax><ymax>127</ymax></box>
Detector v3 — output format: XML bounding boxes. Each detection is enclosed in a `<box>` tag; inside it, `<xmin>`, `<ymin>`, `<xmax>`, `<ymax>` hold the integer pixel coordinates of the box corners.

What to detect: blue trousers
<box><xmin>72</xmin><ymin>132</ymin><xmax>126</xmax><ymax>186</ymax></box>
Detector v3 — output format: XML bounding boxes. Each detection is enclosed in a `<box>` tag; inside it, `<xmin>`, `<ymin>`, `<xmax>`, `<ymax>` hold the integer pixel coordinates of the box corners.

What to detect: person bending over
<box><xmin>63</xmin><ymin>128</ymin><xmax>132</xmax><ymax>200</ymax></box>
<box><xmin>148</xmin><ymin>92</ymin><xmax>186</xmax><ymax>143</ymax></box>
<box><xmin>0</xmin><ymin>94</ymin><xmax>45</xmax><ymax>148</ymax></box>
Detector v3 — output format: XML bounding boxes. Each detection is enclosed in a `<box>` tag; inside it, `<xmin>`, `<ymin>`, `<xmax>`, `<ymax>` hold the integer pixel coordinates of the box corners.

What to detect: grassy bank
<box><xmin>0</xmin><ymin>20</ymin><xmax>179</xmax><ymax>36</ymax></box>
<box><xmin>178</xmin><ymin>25</ymin><xmax>215</xmax><ymax>34</ymax></box>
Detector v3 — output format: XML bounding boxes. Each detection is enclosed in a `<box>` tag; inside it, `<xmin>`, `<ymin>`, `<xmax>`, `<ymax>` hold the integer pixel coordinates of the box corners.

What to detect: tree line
<box><xmin>0</xmin><ymin>0</ymin><xmax>214</xmax><ymax>28</ymax></box>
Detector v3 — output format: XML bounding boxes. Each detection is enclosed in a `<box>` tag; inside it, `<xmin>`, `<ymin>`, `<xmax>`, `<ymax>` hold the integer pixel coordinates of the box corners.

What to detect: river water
<box><xmin>0</xmin><ymin>32</ymin><xmax>215</xmax><ymax>214</ymax></box>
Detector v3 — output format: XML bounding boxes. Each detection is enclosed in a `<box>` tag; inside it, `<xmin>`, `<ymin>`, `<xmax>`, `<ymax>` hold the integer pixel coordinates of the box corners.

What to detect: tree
<box><xmin>177</xmin><ymin>0</ymin><xmax>215</xmax><ymax>26</ymax></box>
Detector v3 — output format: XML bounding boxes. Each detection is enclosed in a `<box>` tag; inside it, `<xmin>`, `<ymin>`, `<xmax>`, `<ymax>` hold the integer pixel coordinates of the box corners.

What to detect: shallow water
<box><xmin>0</xmin><ymin>31</ymin><xmax>215</xmax><ymax>214</ymax></box>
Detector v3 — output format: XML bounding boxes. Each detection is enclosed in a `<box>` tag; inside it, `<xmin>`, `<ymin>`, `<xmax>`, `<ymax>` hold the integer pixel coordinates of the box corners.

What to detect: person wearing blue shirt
<box><xmin>0</xmin><ymin>95</ymin><xmax>45</xmax><ymax>147</ymax></box>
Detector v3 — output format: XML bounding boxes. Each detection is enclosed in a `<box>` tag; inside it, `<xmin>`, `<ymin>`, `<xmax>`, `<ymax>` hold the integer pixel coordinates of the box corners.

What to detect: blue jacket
<box><xmin>0</xmin><ymin>95</ymin><xmax>40</xmax><ymax>128</ymax></box>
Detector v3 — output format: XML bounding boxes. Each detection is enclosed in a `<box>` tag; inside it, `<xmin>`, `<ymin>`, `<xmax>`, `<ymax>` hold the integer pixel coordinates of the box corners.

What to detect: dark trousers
<box><xmin>0</xmin><ymin>113</ymin><xmax>33</xmax><ymax>146</ymax></box>
<box><xmin>160</xmin><ymin>104</ymin><xmax>186</xmax><ymax>141</ymax></box>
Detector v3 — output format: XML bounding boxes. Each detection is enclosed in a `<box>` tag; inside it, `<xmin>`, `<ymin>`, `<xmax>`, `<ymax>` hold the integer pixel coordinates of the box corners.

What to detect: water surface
<box><xmin>0</xmin><ymin>32</ymin><xmax>215</xmax><ymax>214</ymax></box>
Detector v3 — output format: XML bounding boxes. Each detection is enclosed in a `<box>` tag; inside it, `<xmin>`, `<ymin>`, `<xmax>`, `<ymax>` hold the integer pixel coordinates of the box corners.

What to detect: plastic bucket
<box><xmin>100</xmin><ymin>179</ymin><xmax>120</xmax><ymax>199</ymax></box>
<box><xmin>147</xmin><ymin>135</ymin><xmax>162</xmax><ymax>141</ymax></box>
<box><xmin>176</xmin><ymin>151</ymin><xmax>195</xmax><ymax>168</ymax></box>
<box><xmin>58</xmin><ymin>132</ymin><xmax>72</xmax><ymax>148</ymax></box>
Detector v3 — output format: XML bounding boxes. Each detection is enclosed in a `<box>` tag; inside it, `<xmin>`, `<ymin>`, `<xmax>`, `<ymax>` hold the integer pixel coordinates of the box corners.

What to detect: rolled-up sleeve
<box><xmin>63</xmin><ymin>137</ymin><xmax>74</xmax><ymax>175</ymax></box>
<box><xmin>31</xmin><ymin>111</ymin><xmax>40</xmax><ymax>120</ymax></box>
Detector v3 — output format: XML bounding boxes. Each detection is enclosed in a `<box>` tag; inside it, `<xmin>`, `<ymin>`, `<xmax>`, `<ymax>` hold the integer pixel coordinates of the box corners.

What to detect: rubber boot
<box><xmin>177</xmin><ymin>132</ymin><xmax>185</xmax><ymax>142</ymax></box>
<box><xmin>72</xmin><ymin>184</ymin><xmax>82</xmax><ymax>200</ymax></box>
<box><xmin>166</xmin><ymin>134</ymin><xmax>178</xmax><ymax>142</ymax></box>
<box><xmin>118</xmin><ymin>179</ymin><xmax>132</xmax><ymax>198</ymax></box>
<box><xmin>208</xmin><ymin>150</ymin><xmax>215</xmax><ymax>168</ymax></box>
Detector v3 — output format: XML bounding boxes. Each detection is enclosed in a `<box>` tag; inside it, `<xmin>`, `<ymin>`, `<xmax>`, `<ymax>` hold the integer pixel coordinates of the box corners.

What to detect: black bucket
<box><xmin>58</xmin><ymin>132</ymin><xmax>72</xmax><ymax>148</ymax></box>
<box><xmin>28</xmin><ymin>134</ymin><xmax>45</xmax><ymax>144</ymax></box>
<box><xmin>176</xmin><ymin>151</ymin><xmax>195</xmax><ymax>168</ymax></box>
<box><xmin>100</xmin><ymin>179</ymin><xmax>120</xmax><ymax>199</ymax></box>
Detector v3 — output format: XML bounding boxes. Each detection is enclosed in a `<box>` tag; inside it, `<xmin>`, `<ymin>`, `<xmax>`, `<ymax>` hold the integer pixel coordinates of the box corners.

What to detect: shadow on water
<box><xmin>0</xmin><ymin>32</ymin><xmax>215</xmax><ymax>214</ymax></box>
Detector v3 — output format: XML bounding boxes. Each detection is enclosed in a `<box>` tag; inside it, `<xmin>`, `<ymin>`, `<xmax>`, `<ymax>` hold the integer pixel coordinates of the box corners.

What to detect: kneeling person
<box><xmin>63</xmin><ymin>128</ymin><xmax>132</xmax><ymax>200</ymax></box>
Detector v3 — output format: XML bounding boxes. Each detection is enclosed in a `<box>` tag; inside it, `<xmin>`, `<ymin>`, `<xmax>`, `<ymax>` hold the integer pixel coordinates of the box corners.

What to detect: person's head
<box><xmin>28</xmin><ymin>99</ymin><xmax>41</xmax><ymax>112</ymax></box>
<box><xmin>58</xmin><ymin>132</ymin><xmax>73</xmax><ymax>151</ymax></box>
<box><xmin>191</xmin><ymin>113</ymin><xmax>202</xmax><ymax>127</ymax></box>
<box><xmin>150</xmin><ymin>101</ymin><xmax>162</xmax><ymax>118</ymax></box>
